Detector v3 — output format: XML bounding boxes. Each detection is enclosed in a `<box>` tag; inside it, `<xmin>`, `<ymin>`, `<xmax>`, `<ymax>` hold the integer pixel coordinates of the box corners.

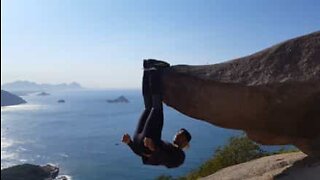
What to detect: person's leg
<box><xmin>142</xmin><ymin>70</ymin><xmax>152</xmax><ymax>110</ymax></box>
<box><xmin>134</xmin><ymin>62</ymin><xmax>153</xmax><ymax>136</ymax></box>
<box><xmin>143</xmin><ymin>59</ymin><xmax>170</xmax><ymax>70</ymax></box>
<box><xmin>141</xmin><ymin>69</ymin><xmax>165</xmax><ymax>145</ymax></box>
<box><xmin>142</xmin><ymin>101</ymin><xmax>164</xmax><ymax>145</ymax></box>
<box><xmin>135</xmin><ymin>59</ymin><xmax>168</xmax><ymax>135</ymax></box>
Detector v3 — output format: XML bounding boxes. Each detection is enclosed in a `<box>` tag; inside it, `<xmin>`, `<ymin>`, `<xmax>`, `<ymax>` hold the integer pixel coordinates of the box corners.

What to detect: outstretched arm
<box><xmin>122</xmin><ymin>133</ymin><xmax>140</xmax><ymax>156</ymax></box>
<box><xmin>122</xmin><ymin>134</ymin><xmax>154</xmax><ymax>158</ymax></box>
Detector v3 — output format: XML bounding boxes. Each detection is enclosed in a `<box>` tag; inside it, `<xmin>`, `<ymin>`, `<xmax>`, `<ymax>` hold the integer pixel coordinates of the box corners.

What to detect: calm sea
<box><xmin>1</xmin><ymin>90</ymin><xmax>259</xmax><ymax>180</ymax></box>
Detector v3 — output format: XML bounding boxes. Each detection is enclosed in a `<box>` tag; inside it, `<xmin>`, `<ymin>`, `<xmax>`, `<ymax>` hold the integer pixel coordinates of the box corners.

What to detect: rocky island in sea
<box><xmin>106</xmin><ymin>96</ymin><xmax>129</xmax><ymax>103</ymax></box>
<box><xmin>1</xmin><ymin>164</ymin><xmax>59</xmax><ymax>180</ymax></box>
<box><xmin>57</xmin><ymin>99</ymin><xmax>66</xmax><ymax>103</ymax></box>
<box><xmin>1</xmin><ymin>90</ymin><xmax>27</xmax><ymax>106</ymax></box>
<box><xmin>37</xmin><ymin>92</ymin><xmax>50</xmax><ymax>96</ymax></box>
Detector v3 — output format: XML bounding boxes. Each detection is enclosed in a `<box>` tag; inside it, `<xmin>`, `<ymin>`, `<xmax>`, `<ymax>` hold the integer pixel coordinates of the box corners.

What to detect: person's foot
<box><xmin>143</xmin><ymin>59</ymin><xmax>169</xmax><ymax>95</ymax></box>
<box><xmin>143</xmin><ymin>59</ymin><xmax>170</xmax><ymax>70</ymax></box>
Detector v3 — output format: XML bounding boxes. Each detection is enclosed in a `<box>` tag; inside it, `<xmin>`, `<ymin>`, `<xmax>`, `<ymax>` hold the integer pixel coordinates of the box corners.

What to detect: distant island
<box><xmin>107</xmin><ymin>96</ymin><xmax>129</xmax><ymax>103</ymax></box>
<box><xmin>1</xmin><ymin>90</ymin><xmax>27</xmax><ymax>106</ymax></box>
<box><xmin>57</xmin><ymin>99</ymin><xmax>65</xmax><ymax>103</ymax></box>
<box><xmin>1</xmin><ymin>80</ymin><xmax>83</xmax><ymax>92</ymax></box>
<box><xmin>37</xmin><ymin>92</ymin><xmax>50</xmax><ymax>96</ymax></box>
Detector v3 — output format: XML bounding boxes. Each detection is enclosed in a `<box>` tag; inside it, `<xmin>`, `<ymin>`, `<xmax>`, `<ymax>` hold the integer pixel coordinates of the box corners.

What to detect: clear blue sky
<box><xmin>1</xmin><ymin>0</ymin><xmax>319</xmax><ymax>89</ymax></box>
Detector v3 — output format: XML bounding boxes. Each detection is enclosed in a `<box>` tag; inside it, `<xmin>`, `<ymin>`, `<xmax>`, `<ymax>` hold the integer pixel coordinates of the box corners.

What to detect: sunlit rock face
<box><xmin>201</xmin><ymin>152</ymin><xmax>319</xmax><ymax>180</ymax></box>
<box><xmin>161</xmin><ymin>31</ymin><xmax>320</xmax><ymax>157</ymax></box>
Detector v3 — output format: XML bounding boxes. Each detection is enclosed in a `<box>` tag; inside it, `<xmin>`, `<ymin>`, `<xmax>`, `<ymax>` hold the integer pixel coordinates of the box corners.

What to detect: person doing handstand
<box><xmin>122</xmin><ymin>59</ymin><xmax>192</xmax><ymax>168</ymax></box>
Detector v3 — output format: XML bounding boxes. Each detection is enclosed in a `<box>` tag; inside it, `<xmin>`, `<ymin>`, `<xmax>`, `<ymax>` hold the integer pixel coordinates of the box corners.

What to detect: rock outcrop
<box><xmin>1</xmin><ymin>164</ymin><xmax>59</xmax><ymax>180</ymax></box>
<box><xmin>1</xmin><ymin>90</ymin><xmax>27</xmax><ymax>106</ymax></box>
<box><xmin>161</xmin><ymin>31</ymin><xmax>320</xmax><ymax>157</ymax></box>
<box><xmin>201</xmin><ymin>152</ymin><xmax>320</xmax><ymax>180</ymax></box>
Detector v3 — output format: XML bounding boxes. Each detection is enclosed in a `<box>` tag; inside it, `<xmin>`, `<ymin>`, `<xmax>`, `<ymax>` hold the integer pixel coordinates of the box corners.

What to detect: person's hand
<box><xmin>122</xmin><ymin>133</ymin><xmax>131</xmax><ymax>144</ymax></box>
<box><xmin>144</xmin><ymin>137</ymin><xmax>156</xmax><ymax>151</ymax></box>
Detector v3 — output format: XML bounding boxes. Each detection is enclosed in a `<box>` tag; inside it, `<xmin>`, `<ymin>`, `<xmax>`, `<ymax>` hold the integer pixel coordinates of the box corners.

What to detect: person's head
<box><xmin>173</xmin><ymin>128</ymin><xmax>192</xmax><ymax>149</ymax></box>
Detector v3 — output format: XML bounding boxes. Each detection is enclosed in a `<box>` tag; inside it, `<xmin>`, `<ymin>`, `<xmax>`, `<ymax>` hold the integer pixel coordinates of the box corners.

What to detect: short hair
<box><xmin>180</xmin><ymin>128</ymin><xmax>192</xmax><ymax>142</ymax></box>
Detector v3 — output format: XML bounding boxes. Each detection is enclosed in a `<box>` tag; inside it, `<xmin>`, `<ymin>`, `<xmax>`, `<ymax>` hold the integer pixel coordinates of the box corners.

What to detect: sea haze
<box><xmin>1</xmin><ymin>90</ymin><xmax>242</xmax><ymax>180</ymax></box>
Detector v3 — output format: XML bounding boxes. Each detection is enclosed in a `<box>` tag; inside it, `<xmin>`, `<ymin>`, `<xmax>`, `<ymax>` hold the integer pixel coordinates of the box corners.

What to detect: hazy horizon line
<box><xmin>1</xmin><ymin>79</ymin><xmax>141</xmax><ymax>90</ymax></box>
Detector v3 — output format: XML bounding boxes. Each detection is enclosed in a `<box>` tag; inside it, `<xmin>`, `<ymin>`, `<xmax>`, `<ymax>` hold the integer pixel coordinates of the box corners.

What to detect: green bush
<box><xmin>184</xmin><ymin>135</ymin><xmax>267</xmax><ymax>180</ymax></box>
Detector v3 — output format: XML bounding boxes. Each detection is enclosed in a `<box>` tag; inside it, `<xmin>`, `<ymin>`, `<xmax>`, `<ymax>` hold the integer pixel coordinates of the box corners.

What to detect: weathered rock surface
<box><xmin>201</xmin><ymin>152</ymin><xmax>320</xmax><ymax>180</ymax></box>
<box><xmin>1</xmin><ymin>164</ymin><xmax>59</xmax><ymax>180</ymax></box>
<box><xmin>1</xmin><ymin>90</ymin><xmax>27</xmax><ymax>107</ymax></box>
<box><xmin>161</xmin><ymin>31</ymin><xmax>320</xmax><ymax>156</ymax></box>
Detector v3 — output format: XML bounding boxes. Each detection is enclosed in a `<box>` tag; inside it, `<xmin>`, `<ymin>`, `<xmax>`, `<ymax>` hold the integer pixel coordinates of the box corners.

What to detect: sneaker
<box><xmin>143</xmin><ymin>59</ymin><xmax>170</xmax><ymax>70</ymax></box>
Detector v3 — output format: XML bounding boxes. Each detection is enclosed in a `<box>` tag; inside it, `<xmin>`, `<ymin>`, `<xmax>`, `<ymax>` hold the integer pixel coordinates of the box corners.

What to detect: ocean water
<box><xmin>1</xmin><ymin>90</ymin><xmax>247</xmax><ymax>180</ymax></box>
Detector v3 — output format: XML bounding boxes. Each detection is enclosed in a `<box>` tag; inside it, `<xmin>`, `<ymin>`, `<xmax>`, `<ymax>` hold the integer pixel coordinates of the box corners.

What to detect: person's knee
<box><xmin>150</xmin><ymin>107</ymin><xmax>163</xmax><ymax>115</ymax></box>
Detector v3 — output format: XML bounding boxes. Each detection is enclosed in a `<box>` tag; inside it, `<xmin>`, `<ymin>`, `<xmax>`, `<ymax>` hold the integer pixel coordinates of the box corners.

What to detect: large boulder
<box><xmin>201</xmin><ymin>152</ymin><xmax>319</xmax><ymax>180</ymax></box>
<box><xmin>161</xmin><ymin>31</ymin><xmax>320</xmax><ymax>157</ymax></box>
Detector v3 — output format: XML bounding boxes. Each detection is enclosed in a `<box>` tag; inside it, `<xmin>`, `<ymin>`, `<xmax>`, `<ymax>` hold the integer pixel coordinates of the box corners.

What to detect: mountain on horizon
<box><xmin>1</xmin><ymin>80</ymin><xmax>84</xmax><ymax>91</ymax></box>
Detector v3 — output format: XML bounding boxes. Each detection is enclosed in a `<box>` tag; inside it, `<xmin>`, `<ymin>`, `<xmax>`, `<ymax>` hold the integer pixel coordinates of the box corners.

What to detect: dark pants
<box><xmin>133</xmin><ymin>69</ymin><xmax>164</xmax><ymax>147</ymax></box>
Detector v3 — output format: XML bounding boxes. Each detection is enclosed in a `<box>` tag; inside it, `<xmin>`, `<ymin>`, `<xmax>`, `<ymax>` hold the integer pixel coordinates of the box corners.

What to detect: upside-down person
<box><xmin>122</xmin><ymin>59</ymin><xmax>192</xmax><ymax>168</ymax></box>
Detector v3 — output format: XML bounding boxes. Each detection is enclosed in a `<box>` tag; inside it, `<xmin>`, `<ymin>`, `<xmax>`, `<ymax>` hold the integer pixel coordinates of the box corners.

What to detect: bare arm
<box><xmin>122</xmin><ymin>134</ymin><xmax>153</xmax><ymax>158</ymax></box>
<box><xmin>144</xmin><ymin>137</ymin><xmax>157</xmax><ymax>151</ymax></box>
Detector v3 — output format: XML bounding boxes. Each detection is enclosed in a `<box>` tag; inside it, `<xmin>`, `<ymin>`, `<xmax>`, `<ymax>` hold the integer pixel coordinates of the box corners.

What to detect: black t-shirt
<box><xmin>128</xmin><ymin>140</ymin><xmax>185</xmax><ymax>168</ymax></box>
